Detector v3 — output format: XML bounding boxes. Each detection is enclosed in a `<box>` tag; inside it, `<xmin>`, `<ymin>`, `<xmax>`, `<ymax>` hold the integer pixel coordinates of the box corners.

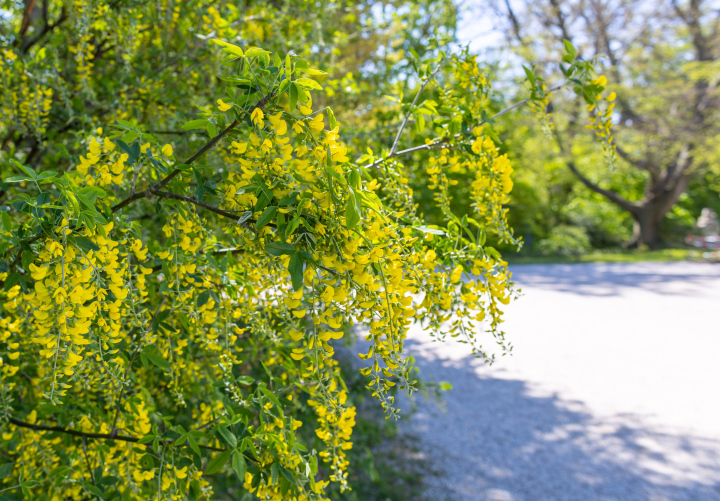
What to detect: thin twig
<box><xmin>389</xmin><ymin>64</ymin><xmax>442</xmax><ymax>157</ymax></box>
<box><xmin>9</xmin><ymin>418</ymin><xmax>226</xmax><ymax>452</ymax></box>
<box><xmin>366</xmin><ymin>83</ymin><xmax>565</xmax><ymax>170</ymax></box>
<box><xmin>112</xmin><ymin>92</ymin><xmax>274</xmax><ymax>213</ymax></box>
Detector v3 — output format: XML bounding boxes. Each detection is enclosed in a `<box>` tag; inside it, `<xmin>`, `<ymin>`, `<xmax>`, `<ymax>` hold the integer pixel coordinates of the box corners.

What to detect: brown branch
<box><xmin>112</xmin><ymin>91</ymin><xmax>274</xmax><ymax>213</ymax></box>
<box><xmin>554</xmin><ymin>128</ymin><xmax>639</xmax><ymax>215</ymax></box>
<box><xmin>153</xmin><ymin>191</ymin><xmax>243</xmax><ymax>220</ymax></box>
<box><xmin>15</xmin><ymin>0</ymin><xmax>37</xmax><ymax>46</ymax></box>
<box><xmin>20</xmin><ymin>6</ymin><xmax>68</xmax><ymax>54</ymax></box>
<box><xmin>9</xmin><ymin>417</ymin><xmax>226</xmax><ymax>452</ymax></box>
<box><xmin>366</xmin><ymin>83</ymin><xmax>565</xmax><ymax>169</ymax></box>
<box><xmin>389</xmin><ymin>64</ymin><xmax>441</xmax><ymax>157</ymax></box>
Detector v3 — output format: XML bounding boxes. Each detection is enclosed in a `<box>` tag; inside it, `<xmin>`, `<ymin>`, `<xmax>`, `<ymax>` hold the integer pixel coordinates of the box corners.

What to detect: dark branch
<box><xmin>9</xmin><ymin>417</ymin><xmax>226</xmax><ymax>452</ymax></box>
<box><xmin>112</xmin><ymin>92</ymin><xmax>274</xmax><ymax>213</ymax></box>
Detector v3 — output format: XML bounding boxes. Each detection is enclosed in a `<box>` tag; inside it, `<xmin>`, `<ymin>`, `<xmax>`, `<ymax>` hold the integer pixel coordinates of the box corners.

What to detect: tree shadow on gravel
<box><xmin>509</xmin><ymin>262</ymin><xmax>720</xmax><ymax>297</ymax></box>
<box><xmin>398</xmin><ymin>342</ymin><xmax>720</xmax><ymax>501</ymax></box>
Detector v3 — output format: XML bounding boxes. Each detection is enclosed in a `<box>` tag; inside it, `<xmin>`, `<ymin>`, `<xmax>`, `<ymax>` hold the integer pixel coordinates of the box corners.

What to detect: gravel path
<box><xmin>397</xmin><ymin>262</ymin><xmax>720</xmax><ymax>501</ymax></box>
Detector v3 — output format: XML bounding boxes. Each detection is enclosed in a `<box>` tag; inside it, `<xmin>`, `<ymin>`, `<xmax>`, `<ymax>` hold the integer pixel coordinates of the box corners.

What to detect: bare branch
<box><xmin>366</xmin><ymin>83</ymin><xmax>565</xmax><ymax>170</ymax></box>
<box><xmin>389</xmin><ymin>64</ymin><xmax>442</xmax><ymax>157</ymax></box>
<box><xmin>113</xmin><ymin>93</ymin><xmax>274</xmax><ymax>213</ymax></box>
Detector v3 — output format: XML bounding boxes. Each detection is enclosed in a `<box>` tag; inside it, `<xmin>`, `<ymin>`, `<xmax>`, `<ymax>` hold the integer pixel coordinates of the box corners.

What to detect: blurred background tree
<box><xmin>477</xmin><ymin>0</ymin><xmax>720</xmax><ymax>250</ymax></box>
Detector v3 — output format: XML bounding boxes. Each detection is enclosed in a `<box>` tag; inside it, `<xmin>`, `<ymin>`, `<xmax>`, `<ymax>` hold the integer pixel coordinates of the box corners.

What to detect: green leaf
<box><xmin>4</xmin><ymin>176</ymin><xmax>31</xmax><ymax>183</ymax></box>
<box><xmin>36</xmin><ymin>171</ymin><xmax>57</xmax><ymax>181</ymax></box>
<box><xmin>211</xmin><ymin>39</ymin><xmax>244</xmax><ymax>57</ymax></box>
<box><xmin>81</xmin><ymin>483</ymin><xmax>105</xmax><ymax>498</ymax></box>
<box><xmin>327</xmin><ymin>108</ymin><xmax>337</xmax><ymax>130</ymax></box>
<box><xmin>288</xmin><ymin>253</ymin><xmax>304</xmax><ymax>291</ymax></box>
<box><xmin>245</xmin><ymin>47</ymin><xmax>270</xmax><ymax>59</ymax></box>
<box><xmin>522</xmin><ymin>65</ymin><xmax>536</xmax><ymax>85</ymax></box>
<box><xmin>11</xmin><ymin>160</ymin><xmax>36</xmax><ymax>179</ymax></box>
<box><xmin>205</xmin><ymin>450</ymin><xmax>233</xmax><ymax>475</ymax></box>
<box><xmin>3</xmin><ymin>273</ymin><xmax>19</xmax><ymax>291</ymax></box>
<box><xmin>231</xmin><ymin>452</ymin><xmax>247</xmax><ymax>480</ymax></box>
<box><xmin>256</xmin><ymin>206</ymin><xmax>277</xmax><ymax>228</ymax></box>
<box><xmin>563</xmin><ymin>39</ymin><xmax>577</xmax><ymax>58</ymax></box>
<box><xmin>289</xmin><ymin>83</ymin><xmax>298</xmax><ymax>111</ymax></box>
<box><xmin>236</xmin><ymin>375</ymin><xmax>254</xmax><ymax>385</ymax></box>
<box><xmin>182</xmin><ymin>120</ymin><xmax>208</xmax><ymax>130</ymax></box>
<box><xmin>295</xmin><ymin>78</ymin><xmax>322</xmax><ymax>90</ymax></box>
<box><xmin>348</xmin><ymin>169</ymin><xmax>361</xmax><ymax>190</ymax></box>
<box><xmin>0</xmin><ymin>463</ymin><xmax>12</xmax><ymax>479</ymax></box>
<box><xmin>74</xmin><ymin>236</ymin><xmax>100</xmax><ymax>253</ymax></box>
<box><xmin>197</xmin><ymin>290</ymin><xmax>211</xmax><ymax>307</ymax></box>
<box><xmin>217</xmin><ymin>426</ymin><xmax>237</xmax><ymax>449</ymax></box>
<box><xmin>265</xmin><ymin>241</ymin><xmax>296</xmax><ymax>256</ymax></box>
<box><xmin>21</xmin><ymin>250</ymin><xmax>33</xmax><ymax>271</ymax></box>
<box><xmin>142</xmin><ymin>349</ymin><xmax>170</xmax><ymax>370</ymax></box>
<box><xmin>254</xmin><ymin>190</ymin><xmax>271</xmax><ymax>213</ymax></box>
<box><xmin>345</xmin><ymin>192</ymin><xmax>360</xmax><ymax>230</ymax></box>
<box><xmin>284</xmin><ymin>216</ymin><xmax>301</xmax><ymax>239</ymax></box>
<box><xmin>415</xmin><ymin>225</ymin><xmax>444</xmax><ymax>235</ymax></box>
<box><xmin>187</xmin><ymin>435</ymin><xmax>201</xmax><ymax>457</ymax></box>
<box><xmin>1</xmin><ymin>213</ymin><xmax>11</xmax><ymax>232</ymax></box>
<box><xmin>324</xmin><ymin>165</ymin><xmax>346</xmax><ymax>185</ymax></box>
<box><xmin>237</xmin><ymin>210</ymin><xmax>253</xmax><ymax>225</ymax></box>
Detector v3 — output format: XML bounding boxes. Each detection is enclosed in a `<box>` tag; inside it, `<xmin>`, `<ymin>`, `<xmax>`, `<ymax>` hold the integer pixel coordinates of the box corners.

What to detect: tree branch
<box><xmin>8</xmin><ymin>417</ymin><xmax>226</xmax><ymax>452</ymax></box>
<box><xmin>112</xmin><ymin>93</ymin><xmax>274</xmax><ymax>213</ymax></box>
<box><xmin>20</xmin><ymin>6</ymin><xmax>68</xmax><ymax>54</ymax></box>
<box><xmin>389</xmin><ymin>64</ymin><xmax>441</xmax><ymax>157</ymax></box>
<box><xmin>153</xmin><ymin>191</ymin><xmax>243</xmax><ymax>220</ymax></box>
<box><xmin>366</xmin><ymin>83</ymin><xmax>564</xmax><ymax>169</ymax></box>
<box><xmin>554</xmin><ymin>128</ymin><xmax>639</xmax><ymax>214</ymax></box>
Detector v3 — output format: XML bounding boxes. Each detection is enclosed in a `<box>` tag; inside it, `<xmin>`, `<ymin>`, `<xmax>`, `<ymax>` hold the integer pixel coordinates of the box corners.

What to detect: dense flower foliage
<box><xmin>0</xmin><ymin>1</ymin><xmax>611</xmax><ymax>498</ymax></box>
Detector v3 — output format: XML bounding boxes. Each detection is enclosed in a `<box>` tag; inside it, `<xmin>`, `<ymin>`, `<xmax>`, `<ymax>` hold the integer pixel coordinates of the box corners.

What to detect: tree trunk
<box><xmin>626</xmin><ymin>174</ymin><xmax>691</xmax><ymax>249</ymax></box>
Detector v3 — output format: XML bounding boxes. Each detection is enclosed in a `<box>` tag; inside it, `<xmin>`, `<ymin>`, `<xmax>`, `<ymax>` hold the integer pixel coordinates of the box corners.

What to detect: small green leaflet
<box><xmin>217</xmin><ymin>426</ymin><xmax>237</xmax><ymax>449</ymax></box>
<box><xmin>232</xmin><ymin>452</ymin><xmax>247</xmax><ymax>480</ymax></box>
<box><xmin>141</xmin><ymin>349</ymin><xmax>170</xmax><ymax>370</ymax></box>
<box><xmin>0</xmin><ymin>463</ymin><xmax>12</xmax><ymax>479</ymax></box>
<box><xmin>197</xmin><ymin>290</ymin><xmax>211</xmax><ymax>307</ymax></box>
<box><xmin>237</xmin><ymin>210</ymin><xmax>253</xmax><ymax>225</ymax></box>
<box><xmin>289</xmin><ymin>83</ymin><xmax>298</xmax><ymax>111</ymax></box>
<box><xmin>265</xmin><ymin>241</ymin><xmax>295</xmax><ymax>256</ymax></box>
<box><xmin>294</xmin><ymin>78</ymin><xmax>322</xmax><ymax>90</ymax></box>
<box><xmin>1</xmin><ymin>213</ymin><xmax>11</xmax><ymax>232</ymax></box>
<box><xmin>256</xmin><ymin>206</ymin><xmax>277</xmax><ymax>228</ymax></box>
<box><xmin>182</xmin><ymin>119</ymin><xmax>208</xmax><ymax>130</ymax></box>
<box><xmin>205</xmin><ymin>450</ymin><xmax>233</xmax><ymax>475</ymax></box>
<box><xmin>210</xmin><ymin>39</ymin><xmax>244</xmax><ymax>57</ymax></box>
<box><xmin>288</xmin><ymin>253</ymin><xmax>304</xmax><ymax>291</ymax></box>
<box><xmin>415</xmin><ymin>225</ymin><xmax>444</xmax><ymax>235</ymax></box>
<box><xmin>74</xmin><ymin>236</ymin><xmax>101</xmax><ymax>252</ymax></box>
<box><xmin>345</xmin><ymin>191</ymin><xmax>361</xmax><ymax>230</ymax></box>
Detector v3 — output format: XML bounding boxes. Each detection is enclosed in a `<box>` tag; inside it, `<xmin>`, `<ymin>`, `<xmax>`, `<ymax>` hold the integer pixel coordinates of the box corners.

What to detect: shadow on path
<box><xmin>510</xmin><ymin>262</ymin><xmax>720</xmax><ymax>297</ymax></box>
<box><xmin>401</xmin><ymin>344</ymin><xmax>720</xmax><ymax>501</ymax></box>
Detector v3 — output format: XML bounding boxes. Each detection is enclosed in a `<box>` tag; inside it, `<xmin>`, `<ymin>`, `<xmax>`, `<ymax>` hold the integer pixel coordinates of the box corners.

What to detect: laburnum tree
<box><xmin>0</xmin><ymin>1</ymin><xmax>612</xmax><ymax>499</ymax></box>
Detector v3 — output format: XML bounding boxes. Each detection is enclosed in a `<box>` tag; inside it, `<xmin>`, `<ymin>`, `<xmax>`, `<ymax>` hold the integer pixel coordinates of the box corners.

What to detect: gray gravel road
<box><xmin>397</xmin><ymin>262</ymin><xmax>720</xmax><ymax>501</ymax></box>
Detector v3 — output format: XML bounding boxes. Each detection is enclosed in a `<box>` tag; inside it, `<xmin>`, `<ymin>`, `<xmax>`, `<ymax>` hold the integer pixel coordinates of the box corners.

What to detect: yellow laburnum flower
<box><xmin>320</xmin><ymin>286</ymin><xmax>334</xmax><ymax>302</ymax></box>
<box><xmin>591</xmin><ymin>75</ymin><xmax>607</xmax><ymax>87</ymax></box>
<box><xmin>175</xmin><ymin>466</ymin><xmax>188</xmax><ymax>479</ymax></box>
<box><xmin>217</xmin><ymin>99</ymin><xmax>232</xmax><ymax>112</ymax></box>
<box><xmin>103</xmin><ymin>137</ymin><xmax>115</xmax><ymax>152</ymax></box>
<box><xmin>606</xmin><ymin>91</ymin><xmax>617</xmax><ymax>102</ymax></box>
<box><xmin>299</xmin><ymin>105</ymin><xmax>313</xmax><ymax>115</ymax></box>
<box><xmin>250</xmin><ymin>108</ymin><xmax>264</xmax><ymax>125</ymax></box>
<box><xmin>29</xmin><ymin>263</ymin><xmax>48</xmax><ymax>281</ymax></box>
<box><xmin>231</xmin><ymin>141</ymin><xmax>248</xmax><ymax>154</ymax></box>
<box><xmin>161</xmin><ymin>144</ymin><xmax>173</xmax><ymax>157</ymax></box>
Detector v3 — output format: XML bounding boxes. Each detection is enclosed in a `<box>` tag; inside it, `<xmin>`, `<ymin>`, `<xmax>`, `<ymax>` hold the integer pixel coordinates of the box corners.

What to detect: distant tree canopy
<box><xmin>484</xmin><ymin>0</ymin><xmax>720</xmax><ymax>249</ymax></box>
<box><xmin>0</xmin><ymin>0</ymin><xmax>611</xmax><ymax>499</ymax></box>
